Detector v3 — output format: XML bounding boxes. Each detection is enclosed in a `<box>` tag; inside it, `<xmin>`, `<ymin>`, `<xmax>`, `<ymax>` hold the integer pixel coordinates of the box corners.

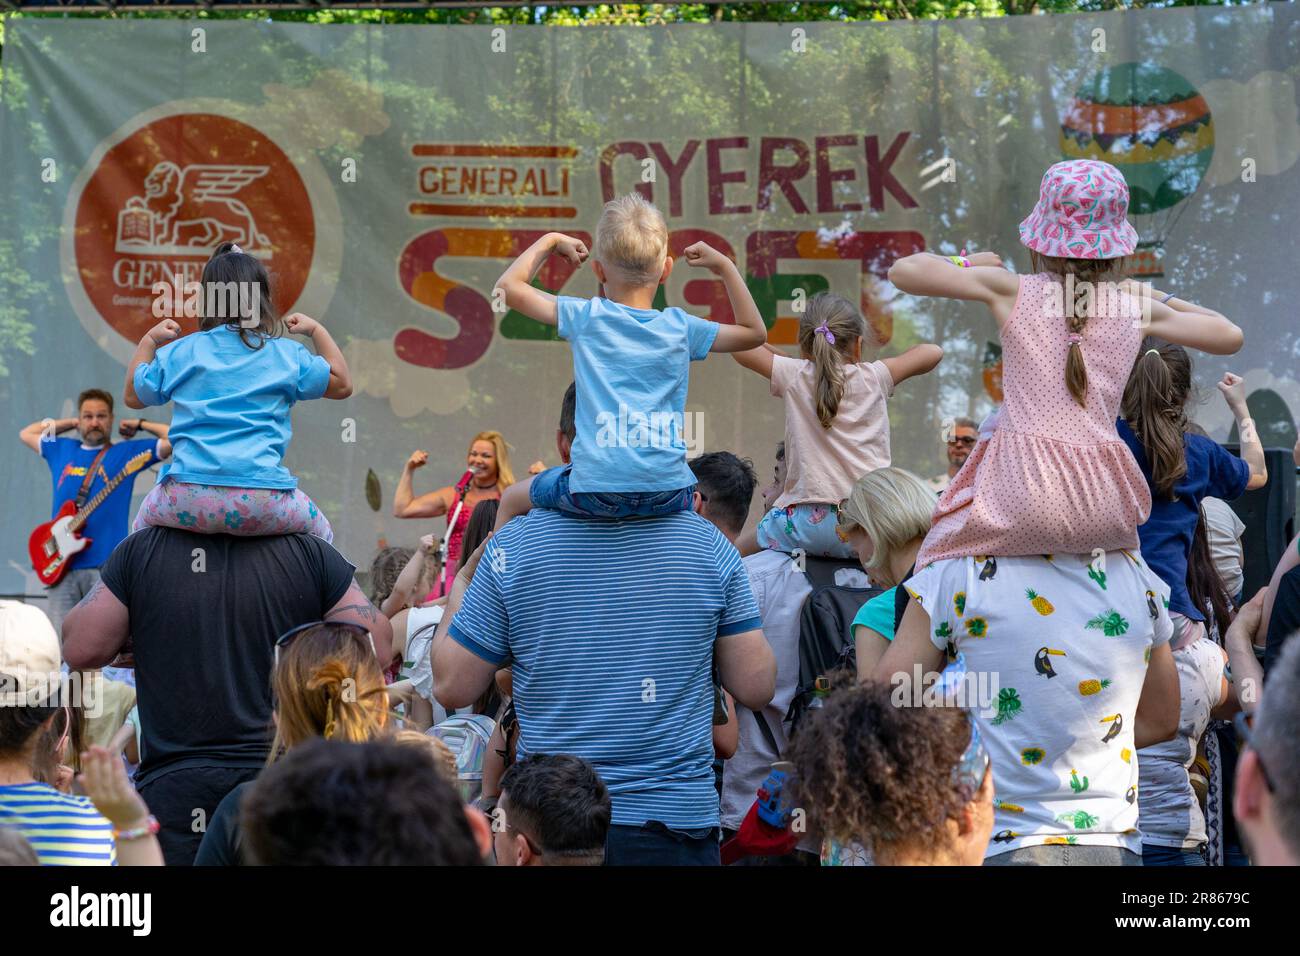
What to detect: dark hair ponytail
<box><xmin>1121</xmin><ymin>338</ymin><xmax>1192</xmax><ymax>500</ymax></box>
<box><xmin>200</xmin><ymin>243</ymin><xmax>284</xmax><ymax>349</ymax></box>
<box><xmin>1187</xmin><ymin>505</ymin><xmax>1235</xmax><ymax>639</ymax></box>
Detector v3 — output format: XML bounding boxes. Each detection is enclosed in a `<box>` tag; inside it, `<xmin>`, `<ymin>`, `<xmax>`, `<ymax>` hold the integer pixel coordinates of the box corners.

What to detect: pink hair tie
<box><xmin>814</xmin><ymin>324</ymin><xmax>836</xmax><ymax>345</ymax></box>
<box><xmin>1067</xmin><ymin>332</ymin><xmax>1083</xmax><ymax>346</ymax></box>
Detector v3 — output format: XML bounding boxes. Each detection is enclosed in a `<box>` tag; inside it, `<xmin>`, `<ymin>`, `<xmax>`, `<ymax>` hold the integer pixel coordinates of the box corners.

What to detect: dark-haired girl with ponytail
<box><xmin>123</xmin><ymin>243</ymin><xmax>352</xmax><ymax>540</ymax></box>
<box><xmin>1118</xmin><ymin>342</ymin><xmax>1267</xmax><ymax>649</ymax></box>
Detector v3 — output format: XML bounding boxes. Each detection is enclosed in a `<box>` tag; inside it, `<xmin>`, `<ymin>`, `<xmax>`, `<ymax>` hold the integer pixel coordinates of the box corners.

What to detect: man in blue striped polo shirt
<box><xmin>435</xmin><ymin>507</ymin><xmax>775</xmax><ymax>866</ymax></box>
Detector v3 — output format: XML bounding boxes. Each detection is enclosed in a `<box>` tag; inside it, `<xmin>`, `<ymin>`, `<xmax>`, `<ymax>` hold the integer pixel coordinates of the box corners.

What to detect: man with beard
<box><xmin>19</xmin><ymin>388</ymin><xmax>170</xmax><ymax>637</ymax></box>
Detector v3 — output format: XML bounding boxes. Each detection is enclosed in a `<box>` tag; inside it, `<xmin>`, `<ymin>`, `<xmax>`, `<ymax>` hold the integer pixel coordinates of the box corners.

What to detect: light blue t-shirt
<box><xmin>447</xmin><ymin>508</ymin><xmax>761</xmax><ymax>830</ymax></box>
<box><xmin>133</xmin><ymin>326</ymin><xmax>330</xmax><ymax>489</ymax></box>
<box><xmin>557</xmin><ymin>296</ymin><xmax>718</xmax><ymax>493</ymax></box>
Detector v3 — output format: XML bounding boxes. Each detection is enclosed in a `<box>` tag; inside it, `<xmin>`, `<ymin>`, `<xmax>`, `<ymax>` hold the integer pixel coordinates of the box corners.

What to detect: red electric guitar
<box><xmin>29</xmin><ymin>449</ymin><xmax>156</xmax><ymax>586</ymax></box>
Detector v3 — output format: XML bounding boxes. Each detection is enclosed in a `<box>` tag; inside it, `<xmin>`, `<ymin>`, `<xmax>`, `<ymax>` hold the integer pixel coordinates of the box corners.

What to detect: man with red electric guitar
<box><xmin>18</xmin><ymin>388</ymin><xmax>171</xmax><ymax>638</ymax></box>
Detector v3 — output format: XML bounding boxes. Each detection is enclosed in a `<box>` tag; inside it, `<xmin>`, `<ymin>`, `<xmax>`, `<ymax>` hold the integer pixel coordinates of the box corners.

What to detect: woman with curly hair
<box><xmin>787</xmin><ymin>680</ymin><xmax>993</xmax><ymax>866</ymax></box>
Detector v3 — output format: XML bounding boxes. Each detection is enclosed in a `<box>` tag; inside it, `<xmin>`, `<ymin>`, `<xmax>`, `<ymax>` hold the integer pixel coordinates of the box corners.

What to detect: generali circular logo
<box><xmin>61</xmin><ymin>102</ymin><xmax>341</xmax><ymax>362</ymax></box>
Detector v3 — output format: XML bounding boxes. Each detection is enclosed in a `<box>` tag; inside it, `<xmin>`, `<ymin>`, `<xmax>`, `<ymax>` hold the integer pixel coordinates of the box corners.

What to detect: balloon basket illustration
<box><xmin>1060</xmin><ymin>62</ymin><xmax>1214</xmax><ymax>279</ymax></box>
<box><xmin>1127</xmin><ymin>241</ymin><xmax>1164</xmax><ymax>278</ymax></box>
<box><xmin>982</xmin><ymin>341</ymin><xmax>1003</xmax><ymax>404</ymax></box>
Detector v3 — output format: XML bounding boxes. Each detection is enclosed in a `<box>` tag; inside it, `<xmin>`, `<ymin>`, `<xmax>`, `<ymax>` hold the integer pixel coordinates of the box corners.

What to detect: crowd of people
<box><xmin>3</xmin><ymin>160</ymin><xmax>1300</xmax><ymax>868</ymax></box>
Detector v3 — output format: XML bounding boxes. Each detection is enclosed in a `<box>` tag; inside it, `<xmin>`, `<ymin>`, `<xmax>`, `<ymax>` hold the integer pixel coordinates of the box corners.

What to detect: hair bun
<box><xmin>306</xmin><ymin>660</ymin><xmax>352</xmax><ymax>698</ymax></box>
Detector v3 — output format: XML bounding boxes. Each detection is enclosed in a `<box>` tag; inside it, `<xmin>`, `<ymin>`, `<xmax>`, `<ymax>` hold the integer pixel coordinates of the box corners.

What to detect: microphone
<box><xmin>454</xmin><ymin>468</ymin><xmax>474</xmax><ymax>497</ymax></box>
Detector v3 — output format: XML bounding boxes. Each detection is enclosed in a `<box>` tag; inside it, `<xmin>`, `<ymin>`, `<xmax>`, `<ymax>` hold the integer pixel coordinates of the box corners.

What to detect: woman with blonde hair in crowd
<box><xmin>835</xmin><ymin>466</ymin><xmax>938</xmax><ymax>678</ymax></box>
<box><xmin>393</xmin><ymin>431</ymin><xmax>516</xmax><ymax>597</ymax></box>
<box><xmin>194</xmin><ymin>622</ymin><xmax>392</xmax><ymax>865</ymax></box>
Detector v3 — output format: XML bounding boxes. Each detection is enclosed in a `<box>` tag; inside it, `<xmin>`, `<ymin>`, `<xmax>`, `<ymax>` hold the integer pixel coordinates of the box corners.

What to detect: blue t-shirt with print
<box><xmin>1117</xmin><ymin>419</ymin><xmax>1251</xmax><ymax>620</ymax></box>
<box><xmin>41</xmin><ymin>437</ymin><xmax>161</xmax><ymax>570</ymax></box>
<box><xmin>557</xmin><ymin>296</ymin><xmax>718</xmax><ymax>494</ymax></box>
<box><xmin>133</xmin><ymin>326</ymin><xmax>330</xmax><ymax>489</ymax></box>
<box><xmin>447</xmin><ymin>508</ymin><xmax>761</xmax><ymax>830</ymax></box>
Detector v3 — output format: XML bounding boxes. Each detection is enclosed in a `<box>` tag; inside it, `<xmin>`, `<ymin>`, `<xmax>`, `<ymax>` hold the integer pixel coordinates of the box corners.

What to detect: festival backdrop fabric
<box><xmin>2</xmin><ymin>9</ymin><xmax>1298</xmax><ymax>593</ymax></box>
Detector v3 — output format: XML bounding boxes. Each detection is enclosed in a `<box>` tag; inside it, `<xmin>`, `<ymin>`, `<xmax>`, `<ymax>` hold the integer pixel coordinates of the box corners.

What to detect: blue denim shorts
<box><xmin>530</xmin><ymin>464</ymin><xmax>694</xmax><ymax>519</ymax></box>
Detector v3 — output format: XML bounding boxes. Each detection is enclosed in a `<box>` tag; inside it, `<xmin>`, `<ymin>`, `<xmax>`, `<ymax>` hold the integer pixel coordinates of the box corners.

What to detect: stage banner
<box><xmin>2</xmin><ymin>9</ymin><xmax>1298</xmax><ymax>592</ymax></box>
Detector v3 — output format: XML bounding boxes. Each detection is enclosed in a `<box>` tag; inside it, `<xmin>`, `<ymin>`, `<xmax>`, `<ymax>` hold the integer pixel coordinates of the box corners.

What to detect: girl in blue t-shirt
<box><xmin>1117</xmin><ymin>340</ymin><xmax>1267</xmax><ymax>647</ymax></box>
<box><xmin>123</xmin><ymin>243</ymin><xmax>352</xmax><ymax>540</ymax></box>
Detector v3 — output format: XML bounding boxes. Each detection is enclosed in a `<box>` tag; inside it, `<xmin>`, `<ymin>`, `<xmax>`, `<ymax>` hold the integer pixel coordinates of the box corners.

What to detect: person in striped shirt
<box><xmin>0</xmin><ymin>601</ymin><xmax>161</xmax><ymax>866</ymax></box>
<box><xmin>433</xmin><ymin>501</ymin><xmax>775</xmax><ymax>866</ymax></box>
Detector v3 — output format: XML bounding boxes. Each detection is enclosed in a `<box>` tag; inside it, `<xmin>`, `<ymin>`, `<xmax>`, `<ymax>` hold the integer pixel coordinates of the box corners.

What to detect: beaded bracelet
<box><xmin>113</xmin><ymin>815</ymin><xmax>160</xmax><ymax>842</ymax></box>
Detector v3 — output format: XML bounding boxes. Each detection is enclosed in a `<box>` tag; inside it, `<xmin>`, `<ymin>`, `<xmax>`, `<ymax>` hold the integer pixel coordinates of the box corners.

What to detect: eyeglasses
<box><xmin>947</xmin><ymin>436</ymin><xmax>977</xmax><ymax>447</ymax></box>
<box><xmin>834</xmin><ymin>503</ymin><xmax>861</xmax><ymax>541</ymax></box>
<box><xmin>274</xmin><ymin>620</ymin><xmax>375</xmax><ymax>667</ymax></box>
<box><xmin>506</xmin><ymin>822</ymin><xmax>545</xmax><ymax>858</ymax></box>
<box><xmin>1233</xmin><ymin>711</ymin><xmax>1276</xmax><ymax>793</ymax></box>
<box><xmin>495</xmin><ymin>797</ymin><xmax>545</xmax><ymax>859</ymax></box>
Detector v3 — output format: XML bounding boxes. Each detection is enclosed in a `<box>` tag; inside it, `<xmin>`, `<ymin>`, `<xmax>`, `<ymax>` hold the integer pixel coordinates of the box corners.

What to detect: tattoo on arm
<box><xmin>72</xmin><ymin>579</ymin><xmax>106</xmax><ymax>611</ymax></box>
<box><xmin>329</xmin><ymin>602</ymin><xmax>378</xmax><ymax>623</ymax></box>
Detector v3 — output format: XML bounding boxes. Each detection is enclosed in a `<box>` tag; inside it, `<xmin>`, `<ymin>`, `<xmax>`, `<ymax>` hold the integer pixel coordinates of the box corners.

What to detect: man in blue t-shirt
<box><xmin>19</xmin><ymin>388</ymin><xmax>171</xmax><ymax>637</ymax></box>
<box><xmin>433</xmin><ymin>505</ymin><xmax>775</xmax><ymax>866</ymax></box>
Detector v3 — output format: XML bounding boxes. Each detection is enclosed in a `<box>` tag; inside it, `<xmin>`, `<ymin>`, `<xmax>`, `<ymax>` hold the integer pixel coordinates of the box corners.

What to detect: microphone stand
<box><xmin>439</xmin><ymin>480</ymin><xmax>473</xmax><ymax>596</ymax></box>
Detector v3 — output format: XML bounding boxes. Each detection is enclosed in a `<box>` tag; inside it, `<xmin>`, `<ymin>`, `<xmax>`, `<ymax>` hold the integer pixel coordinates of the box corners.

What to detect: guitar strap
<box><xmin>73</xmin><ymin>444</ymin><xmax>112</xmax><ymax>511</ymax></box>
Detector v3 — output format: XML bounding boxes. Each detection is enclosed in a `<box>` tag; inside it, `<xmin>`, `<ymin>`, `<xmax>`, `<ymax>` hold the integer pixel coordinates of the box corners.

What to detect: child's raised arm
<box><xmin>888</xmin><ymin>251</ymin><xmax>1019</xmax><ymax>310</ymax></box>
<box><xmin>286</xmin><ymin>313</ymin><xmax>352</xmax><ymax>399</ymax></box>
<box><xmin>1134</xmin><ymin>285</ymin><xmax>1244</xmax><ymax>356</ymax></box>
<box><xmin>731</xmin><ymin>342</ymin><xmax>785</xmax><ymax>380</ymax></box>
<box><xmin>494</xmin><ymin>232</ymin><xmax>589</xmax><ymax>327</ymax></box>
<box><xmin>880</xmin><ymin>343</ymin><xmax>944</xmax><ymax>387</ymax></box>
<box><xmin>1218</xmin><ymin>372</ymin><xmax>1268</xmax><ymax>491</ymax></box>
<box><xmin>682</xmin><ymin>241</ymin><xmax>767</xmax><ymax>353</ymax></box>
<box><xmin>124</xmin><ymin>319</ymin><xmax>181</xmax><ymax>409</ymax></box>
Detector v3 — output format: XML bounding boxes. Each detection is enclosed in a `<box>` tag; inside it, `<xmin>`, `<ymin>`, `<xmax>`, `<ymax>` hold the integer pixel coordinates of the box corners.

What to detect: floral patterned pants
<box><xmin>133</xmin><ymin>478</ymin><xmax>333</xmax><ymax>542</ymax></box>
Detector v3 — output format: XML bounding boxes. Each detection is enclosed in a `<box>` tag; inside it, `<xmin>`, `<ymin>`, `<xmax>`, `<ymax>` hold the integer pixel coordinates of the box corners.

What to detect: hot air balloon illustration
<box><xmin>1060</xmin><ymin>62</ymin><xmax>1214</xmax><ymax>278</ymax></box>
<box><xmin>982</xmin><ymin>342</ymin><xmax>1003</xmax><ymax>403</ymax></box>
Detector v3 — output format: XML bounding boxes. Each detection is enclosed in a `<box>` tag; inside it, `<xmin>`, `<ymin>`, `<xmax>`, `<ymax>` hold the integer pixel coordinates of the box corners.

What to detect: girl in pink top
<box><xmin>887</xmin><ymin>159</ymin><xmax>1245</xmax><ymax>567</ymax></box>
<box><xmin>733</xmin><ymin>292</ymin><xmax>943</xmax><ymax>558</ymax></box>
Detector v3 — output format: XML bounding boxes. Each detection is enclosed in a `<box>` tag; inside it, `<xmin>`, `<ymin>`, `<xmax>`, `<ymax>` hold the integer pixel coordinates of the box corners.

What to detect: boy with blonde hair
<box><xmin>494</xmin><ymin>193</ymin><xmax>766</xmax><ymax>525</ymax></box>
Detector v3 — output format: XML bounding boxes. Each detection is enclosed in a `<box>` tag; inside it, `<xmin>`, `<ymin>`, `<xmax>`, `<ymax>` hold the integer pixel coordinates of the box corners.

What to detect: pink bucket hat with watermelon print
<box><xmin>1018</xmin><ymin>159</ymin><xmax>1138</xmax><ymax>259</ymax></box>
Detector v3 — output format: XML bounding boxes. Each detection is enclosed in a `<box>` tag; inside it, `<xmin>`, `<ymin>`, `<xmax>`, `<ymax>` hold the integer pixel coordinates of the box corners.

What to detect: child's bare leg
<box><xmin>493</xmin><ymin>477</ymin><xmax>534</xmax><ymax>534</ymax></box>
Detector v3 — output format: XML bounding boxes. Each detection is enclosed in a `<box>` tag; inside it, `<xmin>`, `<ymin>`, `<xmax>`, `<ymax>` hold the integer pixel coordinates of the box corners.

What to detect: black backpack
<box><xmin>781</xmin><ymin>557</ymin><xmax>881</xmax><ymax>739</ymax></box>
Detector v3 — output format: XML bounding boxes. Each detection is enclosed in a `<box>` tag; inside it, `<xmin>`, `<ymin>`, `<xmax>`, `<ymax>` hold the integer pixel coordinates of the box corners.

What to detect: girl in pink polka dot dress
<box><xmin>871</xmin><ymin>160</ymin><xmax>1246</xmax><ymax>861</ymax></box>
<box><xmin>888</xmin><ymin>160</ymin><xmax>1245</xmax><ymax>567</ymax></box>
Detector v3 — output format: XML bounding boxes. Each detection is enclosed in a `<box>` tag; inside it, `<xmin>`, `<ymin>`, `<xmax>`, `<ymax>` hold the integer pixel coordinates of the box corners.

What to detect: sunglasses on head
<box><xmin>274</xmin><ymin>620</ymin><xmax>375</xmax><ymax>666</ymax></box>
<box><xmin>834</xmin><ymin>510</ymin><xmax>857</xmax><ymax>542</ymax></box>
